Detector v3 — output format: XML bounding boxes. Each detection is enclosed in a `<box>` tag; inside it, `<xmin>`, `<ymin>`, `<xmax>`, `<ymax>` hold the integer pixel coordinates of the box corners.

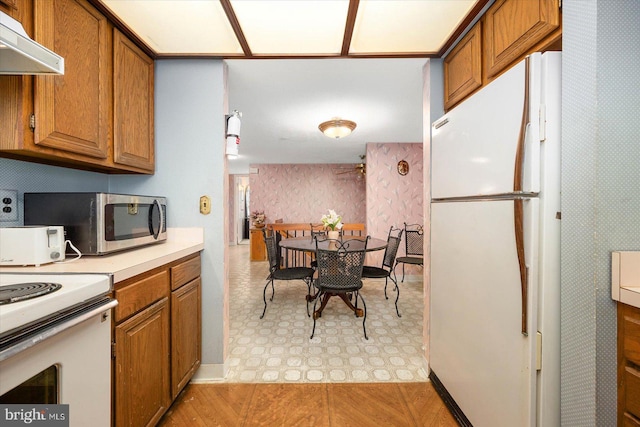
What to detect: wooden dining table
<box><xmin>279</xmin><ymin>236</ymin><xmax>388</xmax><ymax>319</ymax></box>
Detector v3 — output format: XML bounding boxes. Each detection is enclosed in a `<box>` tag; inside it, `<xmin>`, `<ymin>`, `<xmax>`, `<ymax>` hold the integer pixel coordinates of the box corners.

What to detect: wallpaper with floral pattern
<box><xmin>365</xmin><ymin>143</ymin><xmax>424</xmax><ymax>271</ymax></box>
<box><xmin>248</xmin><ymin>164</ymin><xmax>366</xmax><ymax>224</ymax></box>
<box><xmin>246</xmin><ymin>143</ymin><xmax>424</xmax><ymax>273</ymax></box>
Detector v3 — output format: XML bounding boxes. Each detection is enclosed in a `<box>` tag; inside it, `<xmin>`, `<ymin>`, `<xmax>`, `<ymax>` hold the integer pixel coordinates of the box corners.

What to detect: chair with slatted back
<box><xmin>361</xmin><ymin>226</ymin><xmax>404</xmax><ymax>317</ymax></box>
<box><xmin>260</xmin><ymin>229</ymin><xmax>314</xmax><ymax>319</ymax></box>
<box><xmin>394</xmin><ymin>223</ymin><xmax>424</xmax><ymax>282</ymax></box>
<box><xmin>311</xmin><ymin>236</ymin><xmax>369</xmax><ymax>339</ymax></box>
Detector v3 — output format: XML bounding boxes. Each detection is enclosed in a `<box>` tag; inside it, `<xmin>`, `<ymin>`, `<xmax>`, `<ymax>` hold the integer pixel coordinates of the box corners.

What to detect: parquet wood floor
<box><xmin>158</xmin><ymin>381</ymin><xmax>458</xmax><ymax>426</ymax></box>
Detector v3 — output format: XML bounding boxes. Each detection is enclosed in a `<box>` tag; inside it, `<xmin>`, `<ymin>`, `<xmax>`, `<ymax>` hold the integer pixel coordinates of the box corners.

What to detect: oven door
<box><xmin>0</xmin><ymin>300</ymin><xmax>116</xmax><ymax>427</ymax></box>
<box><xmin>100</xmin><ymin>193</ymin><xmax>167</xmax><ymax>254</ymax></box>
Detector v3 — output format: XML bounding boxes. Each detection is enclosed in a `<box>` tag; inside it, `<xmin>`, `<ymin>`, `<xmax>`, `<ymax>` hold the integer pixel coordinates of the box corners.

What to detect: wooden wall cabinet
<box><xmin>33</xmin><ymin>0</ymin><xmax>110</xmax><ymax>159</ymax></box>
<box><xmin>113</xmin><ymin>28</ymin><xmax>155</xmax><ymax>171</ymax></box>
<box><xmin>443</xmin><ymin>0</ymin><xmax>561</xmax><ymax>110</ymax></box>
<box><xmin>0</xmin><ymin>0</ymin><xmax>18</xmax><ymax>12</ymax></box>
<box><xmin>250</xmin><ymin>228</ymin><xmax>267</xmax><ymax>261</ymax></box>
<box><xmin>618</xmin><ymin>303</ymin><xmax>640</xmax><ymax>427</ymax></box>
<box><xmin>443</xmin><ymin>23</ymin><xmax>482</xmax><ymax>111</ymax></box>
<box><xmin>0</xmin><ymin>0</ymin><xmax>155</xmax><ymax>174</ymax></box>
<box><xmin>113</xmin><ymin>254</ymin><xmax>202</xmax><ymax>427</ymax></box>
<box><xmin>483</xmin><ymin>0</ymin><xmax>560</xmax><ymax>78</ymax></box>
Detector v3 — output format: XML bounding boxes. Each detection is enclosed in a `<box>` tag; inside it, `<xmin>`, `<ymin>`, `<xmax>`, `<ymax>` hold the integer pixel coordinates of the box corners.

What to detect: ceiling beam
<box><xmin>220</xmin><ymin>0</ymin><xmax>253</xmax><ymax>57</ymax></box>
<box><xmin>341</xmin><ymin>0</ymin><xmax>360</xmax><ymax>56</ymax></box>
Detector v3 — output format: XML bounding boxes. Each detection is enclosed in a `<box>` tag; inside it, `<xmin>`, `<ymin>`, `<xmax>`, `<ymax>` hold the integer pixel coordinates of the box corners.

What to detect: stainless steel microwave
<box><xmin>24</xmin><ymin>192</ymin><xmax>167</xmax><ymax>255</ymax></box>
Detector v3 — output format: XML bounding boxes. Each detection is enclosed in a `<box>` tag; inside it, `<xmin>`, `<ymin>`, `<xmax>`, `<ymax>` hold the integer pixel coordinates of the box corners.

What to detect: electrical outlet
<box><xmin>199</xmin><ymin>195</ymin><xmax>211</xmax><ymax>215</ymax></box>
<box><xmin>0</xmin><ymin>190</ymin><xmax>18</xmax><ymax>222</ymax></box>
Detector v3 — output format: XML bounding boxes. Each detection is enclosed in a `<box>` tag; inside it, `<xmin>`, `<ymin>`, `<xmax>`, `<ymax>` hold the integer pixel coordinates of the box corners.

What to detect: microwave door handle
<box><xmin>158</xmin><ymin>199</ymin><xmax>165</xmax><ymax>237</ymax></box>
<box><xmin>149</xmin><ymin>199</ymin><xmax>162</xmax><ymax>240</ymax></box>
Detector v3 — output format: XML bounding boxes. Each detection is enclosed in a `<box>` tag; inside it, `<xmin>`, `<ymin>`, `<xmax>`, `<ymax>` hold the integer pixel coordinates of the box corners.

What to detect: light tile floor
<box><xmin>226</xmin><ymin>244</ymin><xmax>428</xmax><ymax>383</ymax></box>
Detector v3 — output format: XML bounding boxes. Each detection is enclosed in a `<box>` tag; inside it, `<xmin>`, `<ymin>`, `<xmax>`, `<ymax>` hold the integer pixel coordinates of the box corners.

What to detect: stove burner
<box><xmin>0</xmin><ymin>283</ymin><xmax>62</xmax><ymax>305</ymax></box>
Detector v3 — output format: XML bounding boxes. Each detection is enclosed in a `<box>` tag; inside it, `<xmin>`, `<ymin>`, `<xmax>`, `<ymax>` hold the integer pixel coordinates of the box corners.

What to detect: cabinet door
<box><xmin>33</xmin><ymin>0</ymin><xmax>110</xmax><ymax>159</ymax></box>
<box><xmin>1</xmin><ymin>1</ymin><xmax>32</xmax><ymax>153</ymax></box>
<box><xmin>250</xmin><ymin>229</ymin><xmax>267</xmax><ymax>261</ymax></box>
<box><xmin>113</xmin><ymin>29</ymin><xmax>155</xmax><ymax>172</ymax></box>
<box><xmin>483</xmin><ymin>0</ymin><xmax>560</xmax><ymax>77</ymax></box>
<box><xmin>171</xmin><ymin>278</ymin><xmax>202</xmax><ymax>398</ymax></box>
<box><xmin>0</xmin><ymin>0</ymin><xmax>18</xmax><ymax>12</ymax></box>
<box><xmin>115</xmin><ymin>297</ymin><xmax>170</xmax><ymax>427</ymax></box>
<box><xmin>626</xmin><ymin>365</ymin><xmax>640</xmax><ymax>421</ymax></box>
<box><xmin>443</xmin><ymin>23</ymin><xmax>482</xmax><ymax>111</ymax></box>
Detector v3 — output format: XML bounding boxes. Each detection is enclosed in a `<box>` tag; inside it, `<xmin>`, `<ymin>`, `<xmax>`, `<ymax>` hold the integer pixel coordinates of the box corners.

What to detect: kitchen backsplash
<box><xmin>0</xmin><ymin>158</ymin><xmax>109</xmax><ymax>227</ymax></box>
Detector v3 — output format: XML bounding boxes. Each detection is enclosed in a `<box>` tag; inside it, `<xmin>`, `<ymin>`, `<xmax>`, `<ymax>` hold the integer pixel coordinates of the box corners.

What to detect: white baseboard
<box><xmin>421</xmin><ymin>354</ymin><xmax>430</xmax><ymax>378</ymax></box>
<box><xmin>190</xmin><ymin>362</ymin><xmax>229</xmax><ymax>383</ymax></box>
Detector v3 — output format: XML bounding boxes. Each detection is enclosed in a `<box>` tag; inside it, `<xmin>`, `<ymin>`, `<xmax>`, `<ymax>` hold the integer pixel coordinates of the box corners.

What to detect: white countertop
<box><xmin>612</xmin><ymin>251</ymin><xmax>640</xmax><ymax>309</ymax></box>
<box><xmin>0</xmin><ymin>228</ymin><xmax>204</xmax><ymax>284</ymax></box>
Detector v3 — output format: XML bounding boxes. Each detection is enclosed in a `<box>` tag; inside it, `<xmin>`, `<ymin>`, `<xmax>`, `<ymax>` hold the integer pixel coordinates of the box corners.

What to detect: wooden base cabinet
<box><xmin>170</xmin><ymin>256</ymin><xmax>202</xmax><ymax>399</ymax></box>
<box><xmin>113</xmin><ymin>254</ymin><xmax>202</xmax><ymax>427</ymax></box>
<box><xmin>250</xmin><ymin>228</ymin><xmax>267</xmax><ymax>261</ymax></box>
<box><xmin>618</xmin><ymin>303</ymin><xmax>640</xmax><ymax>426</ymax></box>
<box><xmin>115</xmin><ymin>298</ymin><xmax>171</xmax><ymax>427</ymax></box>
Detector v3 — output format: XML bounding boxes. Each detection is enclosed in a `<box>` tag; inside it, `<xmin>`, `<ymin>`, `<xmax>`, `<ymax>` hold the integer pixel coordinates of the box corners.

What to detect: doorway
<box><xmin>234</xmin><ymin>175</ymin><xmax>250</xmax><ymax>245</ymax></box>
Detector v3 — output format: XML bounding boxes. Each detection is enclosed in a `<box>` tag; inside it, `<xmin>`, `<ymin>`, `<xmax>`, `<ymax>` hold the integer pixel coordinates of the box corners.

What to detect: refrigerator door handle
<box><xmin>514</xmin><ymin>56</ymin><xmax>531</xmax><ymax>194</ymax></box>
<box><xmin>432</xmin><ymin>191</ymin><xmax>538</xmax><ymax>203</ymax></box>
<box><xmin>432</xmin><ymin>117</ymin><xmax>449</xmax><ymax>129</ymax></box>
<box><xmin>515</xmin><ymin>198</ymin><xmax>528</xmax><ymax>336</ymax></box>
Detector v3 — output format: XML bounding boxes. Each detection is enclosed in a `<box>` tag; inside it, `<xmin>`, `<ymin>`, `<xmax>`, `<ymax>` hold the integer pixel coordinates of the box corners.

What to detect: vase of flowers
<box><xmin>251</xmin><ymin>210</ymin><xmax>266</xmax><ymax>228</ymax></box>
<box><xmin>321</xmin><ymin>209</ymin><xmax>343</xmax><ymax>241</ymax></box>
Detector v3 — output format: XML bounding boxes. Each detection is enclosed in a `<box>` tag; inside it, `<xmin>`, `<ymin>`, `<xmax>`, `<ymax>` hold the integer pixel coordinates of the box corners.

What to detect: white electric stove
<box><xmin>0</xmin><ymin>273</ymin><xmax>116</xmax><ymax>427</ymax></box>
<box><xmin>0</xmin><ymin>273</ymin><xmax>112</xmax><ymax>335</ymax></box>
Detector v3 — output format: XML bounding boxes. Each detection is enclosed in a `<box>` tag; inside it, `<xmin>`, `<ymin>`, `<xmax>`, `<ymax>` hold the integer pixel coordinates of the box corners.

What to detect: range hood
<box><xmin>0</xmin><ymin>11</ymin><xmax>64</xmax><ymax>75</ymax></box>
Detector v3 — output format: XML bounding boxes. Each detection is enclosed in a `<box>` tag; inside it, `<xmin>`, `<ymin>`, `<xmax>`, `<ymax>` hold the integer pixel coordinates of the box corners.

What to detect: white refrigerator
<box><xmin>430</xmin><ymin>52</ymin><xmax>561</xmax><ymax>427</ymax></box>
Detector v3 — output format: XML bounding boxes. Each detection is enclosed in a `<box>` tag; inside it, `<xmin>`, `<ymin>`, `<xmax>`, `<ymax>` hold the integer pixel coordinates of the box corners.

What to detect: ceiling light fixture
<box><xmin>318</xmin><ymin>118</ymin><xmax>357</xmax><ymax>139</ymax></box>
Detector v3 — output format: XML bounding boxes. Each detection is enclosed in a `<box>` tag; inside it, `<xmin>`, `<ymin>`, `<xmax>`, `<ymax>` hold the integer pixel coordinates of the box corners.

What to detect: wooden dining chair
<box><xmin>260</xmin><ymin>229</ymin><xmax>315</xmax><ymax>319</ymax></box>
<box><xmin>310</xmin><ymin>236</ymin><xmax>370</xmax><ymax>340</ymax></box>
<box><xmin>394</xmin><ymin>223</ymin><xmax>424</xmax><ymax>282</ymax></box>
<box><xmin>362</xmin><ymin>226</ymin><xmax>404</xmax><ymax>317</ymax></box>
<box><xmin>340</xmin><ymin>223</ymin><xmax>365</xmax><ymax>237</ymax></box>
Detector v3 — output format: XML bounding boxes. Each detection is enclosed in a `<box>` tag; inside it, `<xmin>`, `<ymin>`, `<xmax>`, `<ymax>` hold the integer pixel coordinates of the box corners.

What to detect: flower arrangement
<box><xmin>251</xmin><ymin>210</ymin><xmax>265</xmax><ymax>227</ymax></box>
<box><xmin>321</xmin><ymin>209</ymin><xmax>343</xmax><ymax>231</ymax></box>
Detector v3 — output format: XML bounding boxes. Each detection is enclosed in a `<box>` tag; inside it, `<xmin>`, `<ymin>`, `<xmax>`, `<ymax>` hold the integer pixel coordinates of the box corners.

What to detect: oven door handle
<box><xmin>0</xmin><ymin>298</ymin><xmax>118</xmax><ymax>362</ymax></box>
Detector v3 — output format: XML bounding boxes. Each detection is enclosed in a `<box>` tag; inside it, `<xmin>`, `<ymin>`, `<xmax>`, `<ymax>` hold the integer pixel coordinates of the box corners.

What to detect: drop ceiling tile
<box><xmin>350</xmin><ymin>0</ymin><xmax>477</xmax><ymax>54</ymax></box>
<box><xmin>231</xmin><ymin>0</ymin><xmax>349</xmax><ymax>55</ymax></box>
<box><xmin>101</xmin><ymin>0</ymin><xmax>242</xmax><ymax>54</ymax></box>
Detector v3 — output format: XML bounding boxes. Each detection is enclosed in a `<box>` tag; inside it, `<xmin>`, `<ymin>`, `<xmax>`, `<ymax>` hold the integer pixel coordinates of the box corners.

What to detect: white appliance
<box><xmin>429</xmin><ymin>52</ymin><xmax>561</xmax><ymax>427</ymax></box>
<box><xmin>0</xmin><ymin>273</ymin><xmax>117</xmax><ymax>427</ymax></box>
<box><xmin>0</xmin><ymin>226</ymin><xmax>66</xmax><ymax>266</ymax></box>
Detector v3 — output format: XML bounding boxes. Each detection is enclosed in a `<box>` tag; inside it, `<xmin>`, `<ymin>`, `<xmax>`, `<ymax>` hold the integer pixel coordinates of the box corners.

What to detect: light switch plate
<box><xmin>199</xmin><ymin>195</ymin><xmax>211</xmax><ymax>215</ymax></box>
<box><xmin>0</xmin><ymin>189</ymin><xmax>18</xmax><ymax>222</ymax></box>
